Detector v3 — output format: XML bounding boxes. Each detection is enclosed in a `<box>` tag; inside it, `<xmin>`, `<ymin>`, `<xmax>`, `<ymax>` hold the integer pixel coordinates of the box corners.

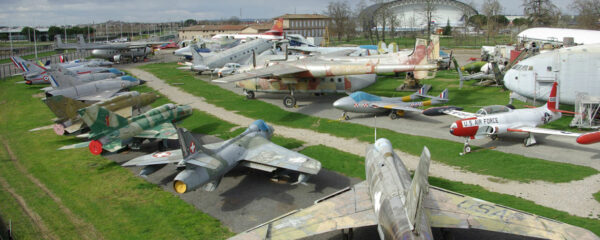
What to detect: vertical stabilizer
<box><xmin>48</xmin><ymin>65</ymin><xmax>78</xmax><ymax>89</ymax></box>
<box><xmin>78</xmin><ymin>105</ymin><xmax>129</xmax><ymax>137</ymax></box>
<box><xmin>427</xmin><ymin>35</ymin><xmax>440</xmax><ymax>61</ymax></box>
<box><xmin>77</xmin><ymin>34</ymin><xmax>85</xmax><ymax>45</ymax></box>
<box><xmin>411</xmin><ymin>39</ymin><xmax>431</xmax><ymax>79</ymax></box>
<box><xmin>406</xmin><ymin>147</ymin><xmax>431</xmax><ymax>232</ymax></box>
<box><xmin>176</xmin><ymin>128</ymin><xmax>212</xmax><ymax>159</ymax></box>
<box><xmin>271</xmin><ymin>18</ymin><xmax>284</xmax><ymax>33</ymax></box>
<box><xmin>546</xmin><ymin>82</ymin><xmax>558</xmax><ymax>111</ymax></box>
<box><xmin>190</xmin><ymin>44</ymin><xmax>206</xmax><ymax>66</ymax></box>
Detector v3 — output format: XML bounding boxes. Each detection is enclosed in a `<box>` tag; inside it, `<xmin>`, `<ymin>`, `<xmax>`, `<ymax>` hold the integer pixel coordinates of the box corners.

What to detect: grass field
<box><xmin>595</xmin><ymin>191</ymin><xmax>600</xmax><ymax>204</ymax></box>
<box><xmin>0</xmin><ymin>77</ymin><xmax>233</xmax><ymax>239</ymax></box>
<box><xmin>138</xmin><ymin>63</ymin><xmax>598</xmax><ymax>183</ymax></box>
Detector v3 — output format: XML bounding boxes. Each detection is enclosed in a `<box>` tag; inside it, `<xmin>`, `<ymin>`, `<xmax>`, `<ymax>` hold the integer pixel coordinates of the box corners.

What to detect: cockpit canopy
<box><xmin>349</xmin><ymin>91</ymin><xmax>381</xmax><ymax>102</ymax></box>
<box><xmin>476</xmin><ymin>105</ymin><xmax>512</xmax><ymax>115</ymax></box>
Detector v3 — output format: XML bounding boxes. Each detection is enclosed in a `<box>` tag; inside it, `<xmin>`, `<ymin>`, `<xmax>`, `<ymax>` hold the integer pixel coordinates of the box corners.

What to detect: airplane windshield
<box><xmin>349</xmin><ymin>91</ymin><xmax>381</xmax><ymax>102</ymax></box>
<box><xmin>476</xmin><ymin>105</ymin><xmax>512</xmax><ymax>115</ymax></box>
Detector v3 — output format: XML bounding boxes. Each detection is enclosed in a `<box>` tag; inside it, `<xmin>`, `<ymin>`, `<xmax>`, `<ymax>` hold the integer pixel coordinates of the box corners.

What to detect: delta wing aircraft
<box><xmin>188</xmin><ymin>38</ymin><xmax>272</xmax><ymax>72</ymax></box>
<box><xmin>213</xmin><ymin>37</ymin><xmax>439</xmax><ymax>107</ymax></box>
<box><xmin>45</xmin><ymin>66</ymin><xmax>142</xmax><ymax>101</ymax></box>
<box><xmin>229</xmin><ymin>139</ymin><xmax>599</xmax><ymax>240</ymax></box>
<box><xmin>60</xmin><ymin>103</ymin><xmax>192</xmax><ymax>155</ymax></box>
<box><xmin>43</xmin><ymin>91</ymin><xmax>158</xmax><ymax>135</ymax></box>
<box><xmin>333</xmin><ymin>86</ymin><xmax>449</xmax><ymax>120</ymax></box>
<box><xmin>442</xmin><ymin>82</ymin><xmax>582</xmax><ymax>154</ymax></box>
<box><xmin>123</xmin><ymin>120</ymin><xmax>321</xmax><ymax>193</ymax></box>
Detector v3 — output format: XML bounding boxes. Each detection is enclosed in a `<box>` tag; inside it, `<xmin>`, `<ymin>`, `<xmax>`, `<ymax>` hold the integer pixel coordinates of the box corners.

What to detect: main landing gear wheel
<box><xmin>283</xmin><ymin>95</ymin><xmax>296</xmax><ymax>108</ymax></box>
<box><xmin>389</xmin><ymin>112</ymin><xmax>398</xmax><ymax>120</ymax></box>
<box><xmin>245</xmin><ymin>90</ymin><xmax>255</xmax><ymax>99</ymax></box>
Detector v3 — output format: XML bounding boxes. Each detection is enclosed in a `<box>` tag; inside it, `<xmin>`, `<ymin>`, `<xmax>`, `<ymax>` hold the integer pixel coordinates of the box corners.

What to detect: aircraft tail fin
<box><xmin>176</xmin><ymin>127</ymin><xmax>212</xmax><ymax>159</ymax></box>
<box><xmin>77</xmin><ymin>34</ymin><xmax>85</xmax><ymax>45</ymax></box>
<box><xmin>78</xmin><ymin>105</ymin><xmax>129</xmax><ymax>138</ymax></box>
<box><xmin>43</xmin><ymin>95</ymin><xmax>88</xmax><ymax>121</ymax></box>
<box><xmin>427</xmin><ymin>35</ymin><xmax>440</xmax><ymax>61</ymax></box>
<box><xmin>438</xmin><ymin>88</ymin><xmax>449</xmax><ymax>100</ymax></box>
<box><xmin>190</xmin><ymin>45</ymin><xmax>206</xmax><ymax>67</ymax></box>
<box><xmin>271</xmin><ymin>18</ymin><xmax>284</xmax><ymax>33</ymax></box>
<box><xmin>377</xmin><ymin>41</ymin><xmax>387</xmax><ymax>54</ymax></box>
<box><xmin>546</xmin><ymin>82</ymin><xmax>558</xmax><ymax>111</ymax></box>
<box><xmin>411</xmin><ymin>37</ymin><xmax>437</xmax><ymax>79</ymax></box>
<box><xmin>11</xmin><ymin>56</ymin><xmax>45</xmax><ymax>73</ymax></box>
<box><xmin>406</xmin><ymin>146</ymin><xmax>431</xmax><ymax>232</ymax></box>
<box><xmin>55</xmin><ymin>35</ymin><xmax>65</xmax><ymax>48</ymax></box>
<box><xmin>10</xmin><ymin>56</ymin><xmax>25</xmax><ymax>72</ymax></box>
<box><xmin>48</xmin><ymin>66</ymin><xmax>78</xmax><ymax>89</ymax></box>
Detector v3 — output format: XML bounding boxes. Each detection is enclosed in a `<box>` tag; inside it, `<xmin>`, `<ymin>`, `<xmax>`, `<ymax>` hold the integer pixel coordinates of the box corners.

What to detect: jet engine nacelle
<box><xmin>173</xmin><ymin>167</ymin><xmax>210</xmax><ymax>194</ymax></box>
<box><xmin>113</xmin><ymin>55</ymin><xmax>121</xmax><ymax>62</ymax></box>
<box><xmin>485</xmin><ymin>125</ymin><xmax>499</xmax><ymax>135</ymax></box>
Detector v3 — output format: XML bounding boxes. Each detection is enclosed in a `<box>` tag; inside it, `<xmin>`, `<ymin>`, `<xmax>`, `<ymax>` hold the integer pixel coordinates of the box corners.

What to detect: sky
<box><xmin>0</xmin><ymin>0</ymin><xmax>575</xmax><ymax>27</ymax></box>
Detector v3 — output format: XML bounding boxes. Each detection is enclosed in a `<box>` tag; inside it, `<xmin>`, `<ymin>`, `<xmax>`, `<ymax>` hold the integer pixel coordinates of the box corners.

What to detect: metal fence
<box><xmin>0</xmin><ymin>50</ymin><xmax>92</xmax><ymax>80</ymax></box>
<box><xmin>0</xmin><ymin>44</ymin><xmax>55</xmax><ymax>61</ymax></box>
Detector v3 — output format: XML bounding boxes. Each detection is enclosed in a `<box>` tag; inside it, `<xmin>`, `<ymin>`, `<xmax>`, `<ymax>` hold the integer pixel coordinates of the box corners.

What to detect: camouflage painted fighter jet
<box><xmin>230</xmin><ymin>139</ymin><xmax>599</xmax><ymax>240</ymax></box>
<box><xmin>332</xmin><ymin>86</ymin><xmax>449</xmax><ymax>120</ymax></box>
<box><xmin>59</xmin><ymin>103</ymin><xmax>192</xmax><ymax>155</ymax></box>
<box><xmin>43</xmin><ymin>91</ymin><xmax>158</xmax><ymax>135</ymax></box>
<box><xmin>45</xmin><ymin>66</ymin><xmax>142</xmax><ymax>101</ymax></box>
<box><xmin>213</xmin><ymin>37</ymin><xmax>439</xmax><ymax>108</ymax></box>
<box><xmin>123</xmin><ymin>120</ymin><xmax>321</xmax><ymax>193</ymax></box>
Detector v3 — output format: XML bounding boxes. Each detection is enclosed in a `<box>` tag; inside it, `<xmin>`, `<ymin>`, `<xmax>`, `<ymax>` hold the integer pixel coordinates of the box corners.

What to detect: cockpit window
<box><xmin>476</xmin><ymin>105</ymin><xmax>512</xmax><ymax>115</ymax></box>
<box><xmin>349</xmin><ymin>91</ymin><xmax>381</xmax><ymax>102</ymax></box>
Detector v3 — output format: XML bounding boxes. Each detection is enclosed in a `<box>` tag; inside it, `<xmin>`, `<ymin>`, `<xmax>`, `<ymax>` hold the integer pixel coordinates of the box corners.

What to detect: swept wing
<box><xmin>242</xmin><ymin>136</ymin><xmax>321</xmax><ymax>175</ymax></box>
<box><xmin>213</xmin><ymin>64</ymin><xmax>308</xmax><ymax>83</ymax></box>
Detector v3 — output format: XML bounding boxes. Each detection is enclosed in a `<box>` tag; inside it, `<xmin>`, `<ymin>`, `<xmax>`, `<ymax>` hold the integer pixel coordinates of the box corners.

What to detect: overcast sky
<box><xmin>0</xmin><ymin>0</ymin><xmax>575</xmax><ymax>27</ymax></box>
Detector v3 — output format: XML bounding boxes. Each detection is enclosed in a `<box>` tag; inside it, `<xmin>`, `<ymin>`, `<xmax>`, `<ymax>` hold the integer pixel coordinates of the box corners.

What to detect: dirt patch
<box><xmin>31</xmin><ymin>93</ymin><xmax>45</xmax><ymax>98</ymax></box>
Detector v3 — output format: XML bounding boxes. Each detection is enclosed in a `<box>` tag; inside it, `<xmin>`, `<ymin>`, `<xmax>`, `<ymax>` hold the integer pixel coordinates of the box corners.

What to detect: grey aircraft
<box><xmin>45</xmin><ymin>66</ymin><xmax>142</xmax><ymax>101</ymax></box>
<box><xmin>55</xmin><ymin>34</ymin><xmax>154</xmax><ymax>62</ymax></box>
<box><xmin>187</xmin><ymin>38</ymin><xmax>272</xmax><ymax>72</ymax></box>
<box><xmin>333</xmin><ymin>87</ymin><xmax>449</xmax><ymax>120</ymax></box>
<box><xmin>230</xmin><ymin>138</ymin><xmax>599</xmax><ymax>240</ymax></box>
<box><xmin>123</xmin><ymin>120</ymin><xmax>321</xmax><ymax>194</ymax></box>
<box><xmin>11</xmin><ymin>56</ymin><xmax>122</xmax><ymax>85</ymax></box>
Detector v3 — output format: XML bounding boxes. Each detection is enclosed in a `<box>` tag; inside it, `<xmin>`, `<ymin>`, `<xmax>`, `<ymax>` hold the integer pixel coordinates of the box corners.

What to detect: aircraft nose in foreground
<box><xmin>332</xmin><ymin>97</ymin><xmax>352</xmax><ymax>110</ymax></box>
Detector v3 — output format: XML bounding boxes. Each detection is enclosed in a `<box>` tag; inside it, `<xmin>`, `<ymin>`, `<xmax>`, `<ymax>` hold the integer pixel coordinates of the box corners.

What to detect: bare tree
<box><xmin>522</xmin><ymin>0</ymin><xmax>560</xmax><ymax>26</ymax></box>
<box><xmin>572</xmin><ymin>0</ymin><xmax>600</xmax><ymax>29</ymax></box>
<box><xmin>326</xmin><ymin>0</ymin><xmax>353</xmax><ymax>41</ymax></box>
<box><xmin>482</xmin><ymin>0</ymin><xmax>503</xmax><ymax>40</ymax></box>
<box><xmin>421</xmin><ymin>0</ymin><xmax>437</xmax><ymax>35</ymax></box>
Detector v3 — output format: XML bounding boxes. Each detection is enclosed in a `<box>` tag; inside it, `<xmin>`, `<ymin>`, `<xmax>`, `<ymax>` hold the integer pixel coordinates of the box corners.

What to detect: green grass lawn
<box><xmin>138</xmin><ymin>63</ymin><xmax>598</xmax><ymax>183</ymax></box>
<box><xmin>0</xmin><ymin>77</ymin><xmax>233</xmax><ymax>239</ymax></box>
<box><xmin>595</xmin><ymin>191</ymin><xmax>600</xmax><ymax>204</ymax></box>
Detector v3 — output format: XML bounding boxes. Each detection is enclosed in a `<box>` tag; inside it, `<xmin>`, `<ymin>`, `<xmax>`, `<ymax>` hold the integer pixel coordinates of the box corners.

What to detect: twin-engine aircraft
<box><xmin>229</xmin><ymin>138</ymin><xmax>598</xmax><ymax>239</ymax></box>
<box><xmin>123</xmin><ymin>120</ymin><xmax>321</xmax><ymax>193</ymax></box>
<box><xmin>444</xmin><ymin>82</ymin><xmax>582</xmax><ymax>154</ymax></box>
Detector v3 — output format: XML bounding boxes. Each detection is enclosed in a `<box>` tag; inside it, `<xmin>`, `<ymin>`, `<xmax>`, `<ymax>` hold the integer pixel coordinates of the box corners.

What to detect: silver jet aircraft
<box><xmin>123</xmin><ymin>120</ymin><xmax>321</xmax><ymax>193</ymax></box>
<box><xmin>45</xmin><ymin>67</ymin><xmax>142</xmax><ymax>101</ymax></box>
<box><xmin>333</xmin><ymin>87</ymin><xmax>449</xmax><ymax>120</ymax></box>
<box><xmin>230</xmin><ymin>139</ymin><xmax>598</xmax><ymax>240</ymax></box>
<box><xmin>187</xmin><ymin>38</ymin><xmax>272</xmax><ymax>72</ymax></box>
<box><xmin>11</xmin><ymin>56</ymin><xmax>122</xmax><ymax>85</ymax></box>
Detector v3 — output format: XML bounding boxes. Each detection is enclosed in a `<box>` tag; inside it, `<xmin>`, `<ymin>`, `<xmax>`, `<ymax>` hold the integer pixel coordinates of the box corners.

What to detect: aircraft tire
<box><xmin>344</xmin><ymin>115</ymin><xmax>350</xmax><ymax>120</ymax></box>
<box><xmin>389</xmin><ymin>112</ymin><xmax>398</xmax><ymax>120</ymax></box>
<box><xmin>246</xmin><ymin>91</ymin><xmax>255</xmax><ymax>99</ymax></box>
<box><xmin>133</xmin><ymin>57</ymin><xmax>138</xmax><ymax>63</ymax></box>
<box><xmin>464</xmin><ymin>145</ymin><xmax>471</xmax><ymax>153</ymax></box>
<box><xmin>283</xmin><ymin>96</ymin><xmax>296</xmax><ymax>108</ymax></box>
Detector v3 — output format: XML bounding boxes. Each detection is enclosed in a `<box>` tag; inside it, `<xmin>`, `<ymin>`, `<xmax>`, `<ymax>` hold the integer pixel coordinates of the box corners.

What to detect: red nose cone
<box><xmin>450</xmin><ymin>119</ymin><xmax>479</xmax><ymax>137</ymax></box>
<box><xmin>53</xmin><ymin>123</ymin><xmax>65</xmax><ymax>135</ymax></box>
<box><xmin>89</xmin><ymin>140</ymin><xmax>103</xmax><ymax>155</ymax></box>
<box><xmin>25</xmin><ymin>80</ymin><xmax>32</xmax><ymax>85</ymax></box>
<box><xmin>577</xmin><ymin>132</ymin><xmax>600</xmax><ymax>145</ymax></box>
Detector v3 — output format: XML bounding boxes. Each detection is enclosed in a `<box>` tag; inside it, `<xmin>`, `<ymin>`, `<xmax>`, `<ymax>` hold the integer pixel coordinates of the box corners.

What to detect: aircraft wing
<box><xmin>212</xmin><ymin>64</ymin><xmax>308</xmax><ymax>83</ymax></box>
<box><xmin>123</xmin><ymin>150</ymin><xmax>183</xmax><ymax>166</ymax></box>
<box><xmin>425</xmin><ymin>186</ymin><xmax>598</xmax><ymax>239</ymax></box>
<box><xmin>370</xmin><ymin>101</ymin><xmax>424</xmax><ymax>113</ymax></box>
<box><xmin>320</xmin><ymin>49</ymin><xmax>357</xmax><ymax>57</ymax></box>
<box><xmin>135</xmin><ymin>122</ymin><xmax>179</xmax><ymax>139</ymax></box>
<box><xmin>77</xmin><ymin>89</ymin><xmax>120</xmax><ymax>101</ymax></box>
<box><xmin>230</xmin><ymin>181</ymin><xmax>377</xmax><ymax>240</ymax></box>
<box><xmin>242</xmin><ymin>136</ymin><xmax>321</xmax><ymax>175</ymax></box>
<box><xmin>443</xmin><ymin>109</ymin><xmax>479</xmax><ymax>118</ymax></box>
<box><xmin>507</xmin><ymin>127</ymin><xmax>582</xmax><ymax>137</ymax></box>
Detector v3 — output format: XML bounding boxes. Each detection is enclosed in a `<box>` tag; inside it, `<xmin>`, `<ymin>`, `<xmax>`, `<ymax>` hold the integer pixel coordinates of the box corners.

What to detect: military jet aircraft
<box><xmin>333</xmin><ymin>87</ymin><xmax>449</xmax><ymax>120</ymax></box>
<box><xmin>443</xmin><ymin>82</ymin><xmax>582</xmax><ymax>154</ymax></box>
<box><xmin>43</xmin><ymin>91</ymin><xmax>158</xmax><ymax>135</ymax></box>
<box><xmin>123</xmin><ymin>120</ymin><xmax>321</xmax><ymax>193</ymax></box>
<box><xmin>213</xmin><ymin>37</ymin><xmax>439</xmax><ymax>108</ymax></box>
<box><xmin>11</xmin><ymin>56</ymin><xmax>122</xmax><ymax>85</ymax></box>
<box><xmin>45</xmin><ymin>66</ymin><xmax>142</xmax><ymax>101</ymax></box>
<box><xmin>229</xmin><ymin>139</ymin><xmax>598</xmax><ymax>240</ymax></box>
<box><xmin>55</xmin><ymin>34</ymin><xmax>162</xmax><ymax>62</ymax></box>
<box><xmin>60</xmin><ymin>103</ymin><xmax>192</xmax><ymax>155</ymax></box>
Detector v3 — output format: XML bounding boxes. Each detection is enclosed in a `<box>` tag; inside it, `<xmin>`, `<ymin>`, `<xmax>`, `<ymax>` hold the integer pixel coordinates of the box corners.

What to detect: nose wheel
<box><xmin>339</xmin><ymin>112</ymin><xmax>350</xmax><ymax>121</ymax></box>
<box><xmin>244</xmin><ymin>90</ymin><xmax>255</xmax><ymax>99</ymax></box>
<box><xmin>460</xmin><ymin>138</ymin><xmax>471</xmax><ymax>155</ymax></box>
<box><xmin>283</xmin><ymin>95</ymin><xmax>296</xmax><ymax>108</ymax></box>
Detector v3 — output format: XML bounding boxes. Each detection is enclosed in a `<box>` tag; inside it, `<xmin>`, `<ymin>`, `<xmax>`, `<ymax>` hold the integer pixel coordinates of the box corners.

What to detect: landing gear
<box><xmin>133</xmin><ymin>57</ymin><xmax>138</xmax><ymax>63</ymax></box>
<box><xmin>158</xmin><ymin>139</ymin><xmax>168</xmax><ymax>151</ymax></box>
<box><xmin>490</xmin><ymin>134</ymin><xmax>498</xmax><ymax>141</ymax></box>
<box><xmin>244</xmin><ymin>90</ymin><xmax>255</xmax><ymax>99</ymax></box>
<box><xmin>524</xmin><ymin>133</ymin><xmax>537</xmax><ymax>146</ymax></box>
<box><xmin>389</xmin><ymin>110</ymin><xmax>404</xmax><ymax>119</ymax></box>
<box><xmin>339</xmin><ymin>112</ymin><xmax>350</xmax><ymax>121</ymax></box>
<box><xmin>341</xmin><ymin>228</ymin><xmax>354</xmax><ymax>240</ymax></box>
<box><xmin>460</xmin><ymin>138</ymin><xmax>471</xmax><ymax>155</ymax></box>
<box><xmin>130</xmin><ymin>139</ymin><xmax>143</xmax><ymax>150</ymax></box>
<box><xmin>283</xmin><ymin>96</ymin><xmax>296</xmax><ymax>108</ymax></box>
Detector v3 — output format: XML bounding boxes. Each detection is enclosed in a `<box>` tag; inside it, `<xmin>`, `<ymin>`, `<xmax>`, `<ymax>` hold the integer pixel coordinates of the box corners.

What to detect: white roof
<box><xmin>517</xmin><ymin>27</ymin><xmax>600</xmax><ymax>45</ymax></box>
